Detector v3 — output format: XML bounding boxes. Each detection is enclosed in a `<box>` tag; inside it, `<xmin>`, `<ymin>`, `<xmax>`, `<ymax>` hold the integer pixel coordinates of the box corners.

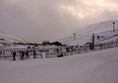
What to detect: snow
<box><xmin>76</xmin><ymin>20</ymin><xmax>118</xmax><ymax>36</ymax></box>
<box><xmin>59</xmin><ymin>20</ymin><xmax>118</xmax><ymax>46</ymax></box>
<box><xmin>59</xmin><ymin>29</ymin><xmax>118</xmax><ymax>46</ymax></box>
<box><xmin>61</xmin><ymin>29</ymin><xmax>118</xmax><ymax>46</ymax></box>
<box><xmin>0</xmin><ymin>47</ymin><xmax>118</xmax><ymax>83</ymax></box>
<box><xmin>0</xmin><ymin>45</ymin><xmax>28</xmax><ymax>51</ymax></box>
<box><xmin>100</xmin><ymin>36</ymin><xmax>118</xmax><ymax>43</ymax></box>
<box><xmin>0</xmin><ymin>32</ymin><xmax>26</xmax><ymax>45</ymax></box>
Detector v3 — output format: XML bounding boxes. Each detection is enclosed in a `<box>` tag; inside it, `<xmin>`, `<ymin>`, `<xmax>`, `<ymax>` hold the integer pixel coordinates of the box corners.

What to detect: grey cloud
<box><xmin>99</xmin><ymin>9</ymin><xmax>118</xmax><ymax>21</ymax></box>
<box><xmin>0</xmin><ymin>0</ymin><xmax>79</xmax><ymax>42</ymax></box>
<box><xmin>0</xmin><ymin>0</ymin><xmax>118</xmax><ymax>43</ymax></box>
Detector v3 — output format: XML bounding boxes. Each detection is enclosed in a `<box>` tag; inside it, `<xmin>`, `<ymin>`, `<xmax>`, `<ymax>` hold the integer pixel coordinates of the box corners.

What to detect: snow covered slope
<box><xmin>0</xmin><ymin>32</ymin><xmax>27</xmax><ymax>45</ymax></box>
<box><xmin>76</xmin><ymin>20</ymin><xmax>118</xmax><ymax>36</ymax></box>
<box><xmin>59</xmin><ymin>20</ymin><xmax>118</xmax><ymax>46</ymax></box>
<box><xmin>0</xmin><ymin>47</ymin><xmax>118</xmax><ymax>83</ymax></box>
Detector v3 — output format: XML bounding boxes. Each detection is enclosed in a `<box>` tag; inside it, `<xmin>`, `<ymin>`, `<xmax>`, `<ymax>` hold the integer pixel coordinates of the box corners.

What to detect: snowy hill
<box><xmin>0</xmin><ymin>32</ymin><xmax>27</xmax><ymax>46</ymax></box>
<box><xmin>76</xmin><ymin>20</ymin><xmax>118</xmax><ymax>36</ymax></box>
<box><xmin>59</xmin><ymin>20</ymin><xmax>118</xmax><ymax>46</ymax></box>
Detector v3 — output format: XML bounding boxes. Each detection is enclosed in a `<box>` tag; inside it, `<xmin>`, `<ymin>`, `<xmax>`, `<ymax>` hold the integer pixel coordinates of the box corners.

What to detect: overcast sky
<box><xmin>0</xmin><ymin>0</ymin><xmax>118</xmax><ymax>43</ymax></box>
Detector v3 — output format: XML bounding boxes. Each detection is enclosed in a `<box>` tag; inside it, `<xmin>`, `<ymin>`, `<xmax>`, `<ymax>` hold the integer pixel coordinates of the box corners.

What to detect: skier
<box><xmin>25</xmin><ymin>50</ymin><xmax>29</xmax><ymax>59</ymax></box>
<box><xmin>33</xmin><ymin>50</ymin><xmax>36</xmax><ymax>59</ymax></box>
<box><xmin>13</xmin><ymin>51</ymin><xmax>16</xmax><ymax>61</ymax></box>
<box><xmin>0</xmin><ymin>51</ymin><xmax>2</xmax><ymax>55</ymax></box>
<box><xmin>21</xmin><ymin>51</ymin><xmax>25</xmax><ymax>60</ymax></box>
<box><xmin>97</xmin><ymin>36</ymin><xmax>100</xmax><ymax>40</ymax></box>
<box><xmin>40</xmin><ymin>53</ymin><xmax>43</xmax><ymax>58</ymax></box>
<box><xmin>58</xmin><ymin>53</ymin><xmax>63</xmax><ymax>58</ymax></box>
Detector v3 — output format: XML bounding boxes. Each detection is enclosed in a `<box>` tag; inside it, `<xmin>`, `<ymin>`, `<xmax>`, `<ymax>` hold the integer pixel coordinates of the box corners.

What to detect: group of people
<box><xmin>0</xmin><ymin>51</ymin><xmax>5</xmax><ymax>55</ymax></box>
<box><xmin>12</xmin><ymin>50</ymin><xmax>37</xmax><ymax>61</ymax></box>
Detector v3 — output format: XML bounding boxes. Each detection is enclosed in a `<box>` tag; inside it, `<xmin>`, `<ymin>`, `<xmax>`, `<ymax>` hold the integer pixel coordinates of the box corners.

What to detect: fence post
<box><xmin>78</xmin><ymin>48</ymin><xmax>80</xmax><ymax>54</ymax></box>
<box><xmin>116</xmin><ymin>42</ymin><xmax>118</xmax><ymax>47</ymax></box>
<box><xmin>84</xmin><ymin>47</ymin><xmax>87</xmax><ymax>53</ymax></box>
<box><xmin>100</xmin><ymin>44</ymin><xmax>102</xmax><ymax>50</ymax></box>
<box><xmin>46</xmin><ymin>52</ymin><xmax>48</xmax><ymax>58</ymax></box>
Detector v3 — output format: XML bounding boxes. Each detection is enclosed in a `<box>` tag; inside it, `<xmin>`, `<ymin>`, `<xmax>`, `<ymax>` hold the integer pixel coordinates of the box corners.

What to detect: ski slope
<box><xmin>76</xmin><ymin>20</ymin><xmax>118</xmax><ymax>36</ymax></box>
<box><xmin>59</xmin><ymin>20</ymin><xmax>118</xmax><ymax>46</ymax></box>
<box><xmin>0</xmin><ymin>47</ymin><xmax>118</xmax><ymax>83</ymax></box>
<box><xmin>0</xmin><ymin>32</ymin><xmax>27</xmax><ymax>45</ymax></box>
<box><xmin>59</xmin><ymin>29</ymin><xmax>118</xmax><ymax>46</ymax></box>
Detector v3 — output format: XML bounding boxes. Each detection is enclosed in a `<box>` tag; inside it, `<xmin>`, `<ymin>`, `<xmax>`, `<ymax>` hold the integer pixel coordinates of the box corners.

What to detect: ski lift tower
<box><xmin>89</xmin><ymin>33</ymin><xmax>95</xmax><ymax>50</ymax></box>
<box><xmin>113</xmin><ymin>22</ymin><xmax>115</xmax><ymax>32</ymax></box>
<box><xmin>73</xmin><ymin>33</ymin><xmax>76</xmax><ymax>40</ymax></box>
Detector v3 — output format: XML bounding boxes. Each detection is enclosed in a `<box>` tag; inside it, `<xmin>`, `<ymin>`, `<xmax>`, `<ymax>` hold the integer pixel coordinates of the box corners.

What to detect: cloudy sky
<box><xmin>0</xmin><ymin>0</ymin><xmax>118</xmax><ymax>43</ymax></box>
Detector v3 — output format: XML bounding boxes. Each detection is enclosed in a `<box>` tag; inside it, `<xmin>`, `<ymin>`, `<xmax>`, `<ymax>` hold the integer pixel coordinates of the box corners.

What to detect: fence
<box><xmin>46</xmin><ymin>41</ymin><xmax>118</xmax><ymax>58</ymax></box>
<box><xmin>0</xmin><ymin>40</ymin><xmax>118</xmax><ymax>60</ymax></box>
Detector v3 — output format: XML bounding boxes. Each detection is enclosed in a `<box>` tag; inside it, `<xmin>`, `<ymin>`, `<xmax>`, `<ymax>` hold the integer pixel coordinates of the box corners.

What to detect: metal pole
<box><xmin>113</xmin><ymin>22</ymin><xmax>115</xmax><ymax>32</ymax></box>
<box><xmin>73</xmin><ymin>33</ymin><xmax>76</xmax><ymax>39</ymax></box>
<box><xmin>92</xmin><ymin>33</ymin><xmax>95</xmax><ymax>49</ymax></box>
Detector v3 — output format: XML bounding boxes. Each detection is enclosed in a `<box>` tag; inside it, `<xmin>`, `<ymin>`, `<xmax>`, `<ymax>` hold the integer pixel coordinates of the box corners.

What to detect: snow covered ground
<box><xmin>0</xmin><ymin>47</ymin><xmax>118</xmax><ymax>83</ymax></box>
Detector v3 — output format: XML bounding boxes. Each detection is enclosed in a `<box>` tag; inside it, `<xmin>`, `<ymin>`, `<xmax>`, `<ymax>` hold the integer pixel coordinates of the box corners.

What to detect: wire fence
<box><xmin>46</xmin><ymin>40</ymin><xmax>118</xmax><ymax>58</ymax></box>
<box><xmin>0</xmin><ymin>40</ymin><xmax>118</xmax><ymax>61</ymax></box>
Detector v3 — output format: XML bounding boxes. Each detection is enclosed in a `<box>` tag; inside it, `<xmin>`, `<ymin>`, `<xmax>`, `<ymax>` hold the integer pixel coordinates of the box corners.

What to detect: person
<box><xmin>33</xmin><ymin>50</ymin><xmax>36</xmax><ymax>59</ymax></box>
<box><xmin>13</xmin><ymin>51</ymin><xmax>16</xmax><ymax>61</ymax></box>
<box><xmin>25</xmin><ymin>50</ymin><xmax>29</xmax><ymax>59</ymax></box>
<box><xmin>0</xmin><ymin>51</ymin><xmax>2</xmax><ymax>54</ymax></box>
<box><xmin>40</xmin><ymin>53</ymin><xmax>43</xmax><ymax>58</ymax></box>
<box><xmin>58</xmin><ymin>53</ymin><xmax>63</xmax><ymax>58</ymax></box>
<box><xmin>100</xmin><ymin>43</ymin><xmax>103</xmax><ymax>50</ymax></box>
<box><xmin>56</xmin><ymin>48</ymin><xmax>59</xmax><ymax>53</ymax></box>
<box><xmin>97</xmin><ymin>36</ymin><xmax>100</xmax><ymax>40</ymax></box>
<box><xmin>21</xmin><ymin>51</ymin><xmax>25</xmax><ymax>60</ymax></box>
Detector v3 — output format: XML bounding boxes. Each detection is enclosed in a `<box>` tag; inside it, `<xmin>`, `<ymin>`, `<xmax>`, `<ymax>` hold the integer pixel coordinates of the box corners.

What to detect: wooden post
<box><xmin>100</xmin><ymin>44</ymin><xmax>102</xmax><ymax>50</ymax></box>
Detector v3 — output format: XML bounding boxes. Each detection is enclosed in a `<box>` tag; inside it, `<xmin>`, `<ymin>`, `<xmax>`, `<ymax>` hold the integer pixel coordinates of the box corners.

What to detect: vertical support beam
<box><xmin>73</xmin><ymin>33</ymin><xmax>76</xmax><ymax>40</ymax></box>
<box><xmin>92</xmin><ymin>33</ymin><xmax>95</xmax><ymax>50</ymax></box>
<box><xmin>113</xmin><ymin>22</ymin><xmax>115</xmax><ymax>32</ymax></box>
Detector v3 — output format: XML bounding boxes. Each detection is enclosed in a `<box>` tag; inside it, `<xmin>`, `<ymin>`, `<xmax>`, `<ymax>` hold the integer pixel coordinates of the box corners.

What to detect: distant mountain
<box><xmin>59</xmin><ymin>20</ymin><xmax>118</xmax><ymax>46</ymax></box>
<box><xmin>0</xmin><ymin>32</ymin><xmax>27</xmax><ymax>46</ymax></box>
